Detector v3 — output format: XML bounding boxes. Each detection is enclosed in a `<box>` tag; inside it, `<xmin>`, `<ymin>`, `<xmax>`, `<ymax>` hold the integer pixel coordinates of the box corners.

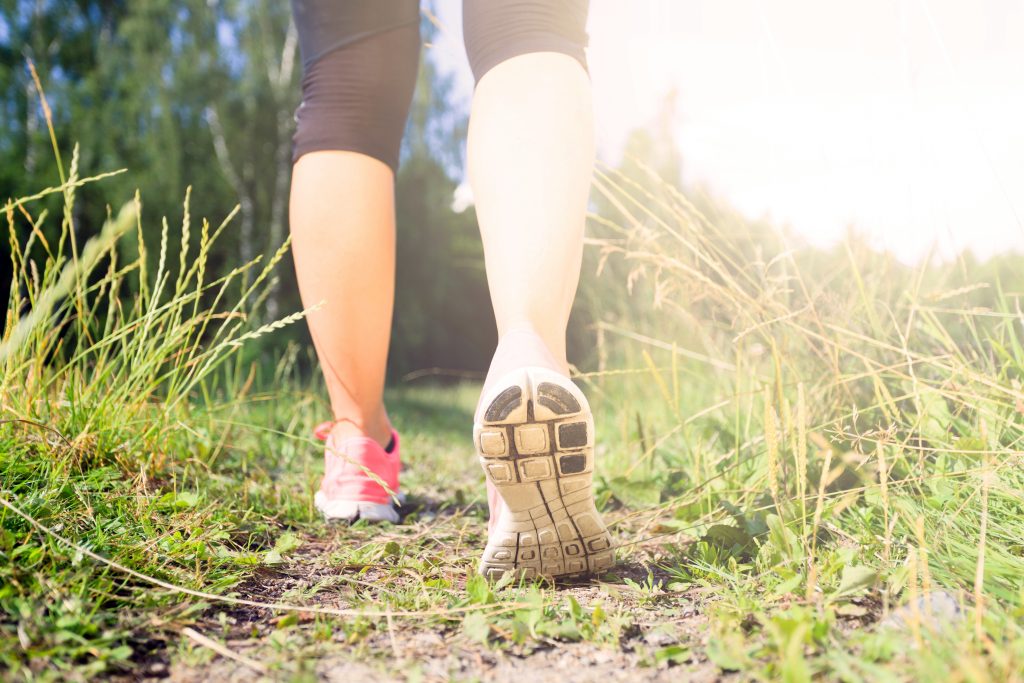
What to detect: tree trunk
<box><xmin>205</xmin><ymin>105</ymin><xmax>256</xmax><ymax>276</ymax></box>
<box><xmin>265</xmin><ymin>19</ymin><xmax>298</xmax><ymax>321</ymax></box>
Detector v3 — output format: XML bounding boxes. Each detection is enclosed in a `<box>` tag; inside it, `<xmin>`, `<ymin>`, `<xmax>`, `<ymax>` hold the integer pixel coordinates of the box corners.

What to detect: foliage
<box><xmin>1</xmin><ymin>1</ymin><xmax>492</xmax><ymax>376</ymax></box>
<box><xmin>4</xmin><ymin>124</ymin><xmax>1024</xmax><ymax>676</ymax></box>
<box><xmin>2</xmin><ymin>4</ymin><xmax>1024</xmax><ymax>681</ymax></box>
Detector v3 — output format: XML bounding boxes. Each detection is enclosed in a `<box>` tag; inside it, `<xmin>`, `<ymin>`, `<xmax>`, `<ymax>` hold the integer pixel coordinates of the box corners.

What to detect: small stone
<box><xmin>643</xmin><ymin>628</ymin><xmax>677</xmax><ymax>647</ymax></box>
<box><xmin>879</xmin><ymin>591</ymin><xmax>962</xmax><ymax>633</ymax></box>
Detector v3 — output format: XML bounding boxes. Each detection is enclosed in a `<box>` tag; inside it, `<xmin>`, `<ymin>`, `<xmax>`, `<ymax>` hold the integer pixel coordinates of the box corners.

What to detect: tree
<box><xmin>2</xmin><ymin>1</ymin><xmax>500</xmax><ymax>377</ymax></box>
<box><xmin>2</xmin><ymin>1</ymin><xmax>301</xmax><ymax>326</ymax></box>
<box><xmin>390</xmin><ymin>13</ymin><xmax>494</xmax><ymax>377</ymax></box>
<box><xmin>202</xmin><ymin>0</ymin><xmax>299</xmax><ymax>319</ymax></box>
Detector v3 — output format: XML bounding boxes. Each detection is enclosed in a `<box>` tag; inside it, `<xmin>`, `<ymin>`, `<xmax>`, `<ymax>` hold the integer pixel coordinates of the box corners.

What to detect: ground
<box><xmin>84</xmin><ymin>382</ymin><xmax>894</xmax><ymax>682</ymax></box>
<box><xmin>161</xmin><ymin>528</ymin><xmax>721</xmax><ymax>682</ymax></box>
<box><xmin>156</xmin><ymin>382</ymin><xmax>729</xmax><ymax>681</ymax></box>
<box><xmin>6</xmin><ymin>174</ymin><xmax>1023</xmax><ymax>680</ymax></box>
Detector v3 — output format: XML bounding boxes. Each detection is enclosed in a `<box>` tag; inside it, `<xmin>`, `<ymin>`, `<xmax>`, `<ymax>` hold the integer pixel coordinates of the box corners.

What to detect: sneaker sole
<box><xmin>475</xmin><ymin>367</ymin><xmax>614</xmax><ymax>580</ymax></box>
<box><xmin>314</xmin><ymin>492</ymin><xmax>400</xmax><ymax>524</ymax></box>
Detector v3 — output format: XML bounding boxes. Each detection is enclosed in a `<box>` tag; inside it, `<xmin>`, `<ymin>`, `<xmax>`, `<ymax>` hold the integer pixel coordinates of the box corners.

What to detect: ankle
<box><xmin>328</xmin><ymin>412</ymin><xmax>393</xmax><ymax>450</ymax></box>
<box><xmin>493</xmin><ymin>326</ymin><xmax>568</xmax><ymax>375</ymax></box>
<box><xmin>498</xmin><ymin>324</ymin><xmax>553</xmax><ymax>347</ymax></box>
<box><xmin>478</xmin><ymin>327</ymin><xmax>572</xmax><ymax>421</ymax></box>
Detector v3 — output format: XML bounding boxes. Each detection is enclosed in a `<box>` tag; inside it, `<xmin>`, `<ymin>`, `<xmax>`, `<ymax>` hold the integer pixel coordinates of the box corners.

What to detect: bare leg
<box><xmin>468</xmin><ymin>52</ymin><xmax>595</xmax><ymax>409</ymax></box>
<box><xmin>289</xmin><ymin>150</ymin><xmax>395</xmax><ymax>448</ymax></box>
<box><xmin>468</xmin><ymin>53</ymin><xmax>612</xmax><ymax>577</ymax></box>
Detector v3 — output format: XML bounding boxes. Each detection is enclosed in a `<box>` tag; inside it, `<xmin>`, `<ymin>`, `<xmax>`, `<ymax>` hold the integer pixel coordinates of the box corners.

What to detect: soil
<box><xmin>155</xmin><ymin>529</ymin><xmax>731</xmax><ymax>683</ymax></box>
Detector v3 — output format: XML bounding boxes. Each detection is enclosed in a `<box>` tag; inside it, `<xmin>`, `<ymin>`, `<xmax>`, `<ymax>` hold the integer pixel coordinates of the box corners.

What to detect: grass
<box><xmin>3</xmin><ymin>90</ymin><xmax>1024</xmax><ymax>681</ymax></box>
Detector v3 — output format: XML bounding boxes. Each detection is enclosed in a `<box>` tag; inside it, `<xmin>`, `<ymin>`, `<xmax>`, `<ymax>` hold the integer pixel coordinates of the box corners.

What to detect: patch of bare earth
<box><xmin>163</xmin><ymin>515</ymin><xmax>729</xmax><ymax>682</ymax></box>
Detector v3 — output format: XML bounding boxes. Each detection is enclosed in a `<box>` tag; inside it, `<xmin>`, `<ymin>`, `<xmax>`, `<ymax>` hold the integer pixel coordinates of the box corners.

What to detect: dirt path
<box><xmin>160</xmin><ymin>523</ymin><xmax>727</xmax><ymax>682</ymax></box>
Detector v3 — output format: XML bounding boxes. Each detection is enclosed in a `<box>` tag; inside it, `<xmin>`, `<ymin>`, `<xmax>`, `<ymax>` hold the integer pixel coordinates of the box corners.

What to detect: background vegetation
<box><xmin>3</xmin><ymin>1</ymin><xmax>1024</xmax><ymax>681</ymax></box>
<box><xmin>1</xmin><ymin>0</ymin><xmax>497</xmax><ymax>376</ymax></box>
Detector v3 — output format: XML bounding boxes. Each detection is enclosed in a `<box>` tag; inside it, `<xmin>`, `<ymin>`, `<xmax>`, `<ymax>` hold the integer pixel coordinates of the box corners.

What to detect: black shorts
<box><xmin>290</xmin><ymin>0</ymin><xmax>591</xmax><ymax>172</ymax></box>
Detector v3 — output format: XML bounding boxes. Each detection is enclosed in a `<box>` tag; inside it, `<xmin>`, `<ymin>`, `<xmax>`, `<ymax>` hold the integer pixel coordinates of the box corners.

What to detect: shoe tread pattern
<box><xmin>475</xmin><ymin>368</ymin><xmax>614</xmax><ymax>580</ymax></box>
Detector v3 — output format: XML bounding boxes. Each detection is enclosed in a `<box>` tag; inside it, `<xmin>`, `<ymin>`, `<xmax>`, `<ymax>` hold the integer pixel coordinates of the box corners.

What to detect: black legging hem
<box><xmin>467</xmin><ymin>32</ymin><xmax>589</xmax><ymax>85</ymax></box>
<box><xmin>290</xmin><ymin>0</ymin><xmax>590</xmax><ymax>171</ymax></box>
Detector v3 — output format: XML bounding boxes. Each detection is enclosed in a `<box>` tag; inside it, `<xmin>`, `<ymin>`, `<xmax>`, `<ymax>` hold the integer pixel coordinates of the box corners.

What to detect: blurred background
<box><xmin>2</xmin><ymin>0</ymin><xmax>1022</xmax><ymax>378</ymax></box>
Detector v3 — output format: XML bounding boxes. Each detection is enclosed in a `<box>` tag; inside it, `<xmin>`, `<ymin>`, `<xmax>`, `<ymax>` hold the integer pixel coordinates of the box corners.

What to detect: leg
<box><xmin>463</xmin><ymin>0</ymin><xmax>595</xmax><ymax>398</ymax></box>
<box><xmin>289</xmin><ymin>0</ymin><xmax>419</xmax><ymax>521</ymax></box>
<box><xmin>290</xmin><ymin>2</ymin><xmax>419</xmax><ymax>448</ymax></box>
<box><xmin>464</xmin><ymin>0</ymin><xmax>613</xmax><ymax>579</ymax></box>
<box><xmin>468</xmin><ymin>50</ymin><xmax>595</xmax><ymax>396</ymax></box>
<box><xmin>291</xmin><ymin>152</ymin><xmax>396</xmax><ymax>448</ymax></box>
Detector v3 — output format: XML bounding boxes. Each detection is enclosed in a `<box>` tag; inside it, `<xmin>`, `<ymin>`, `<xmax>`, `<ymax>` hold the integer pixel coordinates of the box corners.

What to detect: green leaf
<box><xmin>835</xmin><ymin>564</ymin><xmax>877</xmax><ymax>597</ymax></box>
<box><xmin>465</xmin><ymin>574</ymin><xmax>493</xmax><ymax>605</ymax></box>
<box><xmin>263</xmin><ymin>531</ymin><xmax>303</xmax><ymax>565</ymax></box>
<box><xmin>766</xmin><ymin>514</ymin><xmax>803</xmax><ymax>564</ymax></box>
<box><xmin>772</xmin><ymin>573</ymin><xmax>804</xmax><ymax>597</ymax></box>
<box><xmin>706</xmin><ymin>634</ymin><xmax>746</xmax><ymax>671</ymax></box>
<box><xmin>275</xmin><ymin>613</ymin><xmax>299</xmax><ymax>629</ymax></box>
<box><xmin>539</xmin><ymin>619</ymin><xmax>582</xmax><ymax>641</ymax></box>
<box><xmin>106</xmin><ymin>646</ymin><xmax>134</xmax><ymax>660</ymax></box>
<box><xmin>462</xmin><ymin>612</ymin><xmax>491</xmax><ymax>645</ymax></box>
<box><xmin>567</xmin><ymin>594</ymin><xmax>583</xmax><ymax>621</ymax></box>
<box><xmin>175</xmin><ymin>491</ymin><xmax>199</xmax><ymax>509</ymax></box>
<box><xmin>702</xmin><ymin>524</ymin><xmax>755</xmax><ymax>557</ymax></box>
<box><xmin>492</xmin><ymin>569</ymin><xmax>516</xmax><ymax>592</ymax></box>
<box><xmin>156</xmin><ymin>490</ymin><xmax>198</xmax><ymax>511</ymax></box>
<box><xmin>272</xmin><ymin>532</ymin><xmax>302</xmax><ymax>555</ymax></box>
<box><xmin>654</xmin><ymin>645</ymin><xmax>690</xmax><ymax>666</ymax></box>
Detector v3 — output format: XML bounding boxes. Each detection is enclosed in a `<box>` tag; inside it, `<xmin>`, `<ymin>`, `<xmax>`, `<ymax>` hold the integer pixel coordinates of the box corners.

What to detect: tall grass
<box><xmin>584</xmin><ymin>160</ymin><xmax>1024</xmax><ymax>678</ymax></box>
<box><xmin>0</xmin><ymin>79</ymin><xmax>311</xmax><ymax>678</ymax></box>
<box><xmin>3</xmin><ymin>79</ymin><xmax>1024</xmax><ymax>680</ymax></box>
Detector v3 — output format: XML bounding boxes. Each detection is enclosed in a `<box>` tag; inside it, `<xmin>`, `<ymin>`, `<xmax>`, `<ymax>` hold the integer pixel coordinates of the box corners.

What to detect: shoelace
<box><xmin>313</xmin><ymin>421</ymin><xmax>332</xmax><ymax>442</ymax></box>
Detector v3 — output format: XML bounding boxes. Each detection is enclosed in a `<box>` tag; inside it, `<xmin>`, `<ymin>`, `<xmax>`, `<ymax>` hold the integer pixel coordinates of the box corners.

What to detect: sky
<box><xmin>431</xmin><ymin>0</ymin><xmax>1024</xmax><ymax>264</ymax></box>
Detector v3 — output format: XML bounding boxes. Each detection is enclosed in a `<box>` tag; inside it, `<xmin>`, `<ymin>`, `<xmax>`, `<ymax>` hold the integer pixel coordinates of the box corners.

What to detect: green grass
<box><xmin>3</xmin><ymin>102</ymin><xmax>1024</xmax><ymax>681</ymax></box>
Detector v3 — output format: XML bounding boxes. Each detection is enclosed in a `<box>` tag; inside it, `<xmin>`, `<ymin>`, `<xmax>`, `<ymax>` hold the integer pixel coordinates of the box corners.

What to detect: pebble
<box><xmin>879</xmin><ymin>591</ymin><xmax>962</xmax><ymax>632</ymax></box>
<box><xmin>642</xmin><ymin>629</ymin><xmax>678</xmax><ymax>647</ymax></box>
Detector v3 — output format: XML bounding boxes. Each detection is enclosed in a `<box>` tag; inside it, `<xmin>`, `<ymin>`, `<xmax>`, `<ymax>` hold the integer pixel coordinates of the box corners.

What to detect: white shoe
<box><xmin>314</xmin><ymin>492</ymin><xmax>400</xmax><ymax>524</ymax></box>
<box><xmin>474</xmin><ymin>367</ymin><xmax>614</xmax><ymax>580</ymax></box>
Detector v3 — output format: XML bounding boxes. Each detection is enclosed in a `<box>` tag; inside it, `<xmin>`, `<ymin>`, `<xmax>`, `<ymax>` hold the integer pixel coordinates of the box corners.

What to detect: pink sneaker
<box><xmin>313</xmin><ymin>424</ymin><xmax>401</xmax><ymax>523</ymax></box>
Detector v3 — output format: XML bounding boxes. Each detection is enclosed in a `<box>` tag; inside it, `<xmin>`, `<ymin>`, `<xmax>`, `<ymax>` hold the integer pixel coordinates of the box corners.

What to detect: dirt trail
<box><xmin>160</xmin><ymin>530</ymin><xmax>726</xmax><ymax>682</ymax></box>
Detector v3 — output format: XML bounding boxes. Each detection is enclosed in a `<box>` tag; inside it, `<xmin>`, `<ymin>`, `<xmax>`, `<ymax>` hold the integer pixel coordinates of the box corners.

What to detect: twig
<box><xmin>182</xmin><ymin>627</ymin><xmax>269</xmax><ymax>676</ymax></box>
<box><xmin>401</xmin><ymin>367</ymin><xmax>486</xmax><ymax>382</ymax></box>
<box><xmin>386</xmin><ymin>611</ymin><xmax>401</xmax><ymax>660</ymax></box>
<box><xmin>0</xmin><ymin>418</ymin><xmax>74</xmax><ymax>449</ymax></box>
<box><xmin>0</xmin><ymin>493</ymin><xmax>535</xmax><ymax>619</ymax></box>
